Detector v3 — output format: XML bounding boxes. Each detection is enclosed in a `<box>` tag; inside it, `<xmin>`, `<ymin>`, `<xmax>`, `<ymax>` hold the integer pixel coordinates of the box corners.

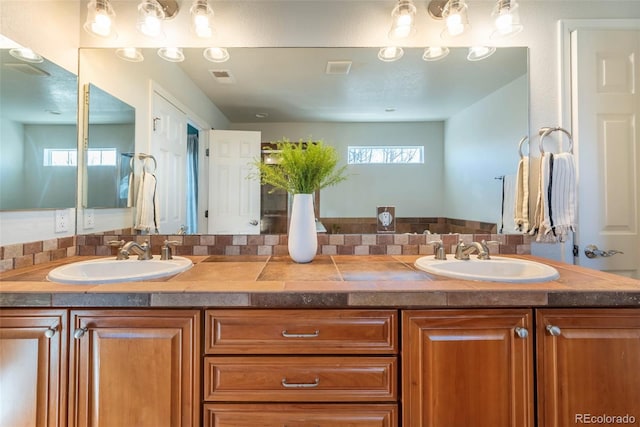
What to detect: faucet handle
<box><xmin>427</xmin><ymin>240</ymin><xmax>447</xmax><ymax>260</ymax></box>
<box><xmin>107</xmin><ymin>239</ymin><xmax>125</xmax><ymax>247</ymax></box>
<box><xmin>161</xmin><ymin>240</ymin><xmax>179</xmax><ymax>260</ymax></box>
<box><xmin>478</xmin><ymin>240</ymin><xmax>499</xmax><ymax>260</ymax></box>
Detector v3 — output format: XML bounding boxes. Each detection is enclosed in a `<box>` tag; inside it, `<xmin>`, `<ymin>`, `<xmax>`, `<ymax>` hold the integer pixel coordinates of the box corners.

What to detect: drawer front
<box><xmin>204</xmin><ymin>403</ymin><xmax>398</xmax><ymax>427</ymax></box>
<box><xmin>205</xmin><ymin>309</ymin><xmax>398</xmax><ymax>354</ymax></box>
<box><xmin>204</xmin><ymin>356</ymin><xmax>397</xmax><ymax>402</ymax></box>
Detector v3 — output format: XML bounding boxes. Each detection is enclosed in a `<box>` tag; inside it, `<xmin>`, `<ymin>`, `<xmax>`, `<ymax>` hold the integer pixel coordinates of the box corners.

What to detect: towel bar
<box><xmin>538</xmin><ymin>127</ymin><xmax>573</xmax><ymax>155</ymax></box>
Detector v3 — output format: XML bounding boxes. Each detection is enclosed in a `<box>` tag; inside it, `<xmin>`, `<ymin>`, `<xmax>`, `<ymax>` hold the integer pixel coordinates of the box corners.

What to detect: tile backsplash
<box><xmin>0</xmin><ymin>228</ymin><xmax>531</xmax><ymax>273</ymax></box>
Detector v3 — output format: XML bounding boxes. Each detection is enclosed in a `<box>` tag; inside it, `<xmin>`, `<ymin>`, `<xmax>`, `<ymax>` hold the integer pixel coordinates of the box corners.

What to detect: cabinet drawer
<box><xmin>204</xmin><ymin>403</ymin><xmax>398</xmax><ymax>427</ymax></box>
<box><xmin>204</xmin><ymin>356</ymin><xmax>397</xmax><ymax>402</ymax></box>
<box><xmin>205</xmin><ymin>310</ymin><xmax>397</xmax><ymax>354</ymax></box>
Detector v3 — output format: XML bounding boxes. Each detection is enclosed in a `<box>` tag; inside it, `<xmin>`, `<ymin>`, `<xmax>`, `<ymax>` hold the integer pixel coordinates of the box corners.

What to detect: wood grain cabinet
<box><xmin>536</xmin><ymin>308</ymin><xmax>640</xmax><ymax>427</ymax></box>
<box><xmin>0</xmin><ymin>309</ymin><xmax>68</xmax><ymax>427</ymax></box>
<box><xmin>67</xmin><ymin>309</ymin><xmax>200</xmax><ymax>427</ymax></box>
<box><xmin>402</xmin><ymin>309</ymin><xmax>534</xmax><ymax>427</ymax></box>
<box><xmin>203</xmin><ymin>309</ymin><xmax>399</xmax><ymax>427</ymax></box>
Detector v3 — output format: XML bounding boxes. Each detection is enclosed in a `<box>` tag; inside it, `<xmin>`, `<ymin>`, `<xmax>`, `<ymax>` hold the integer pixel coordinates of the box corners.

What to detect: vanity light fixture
<box><xmin>441</xmin><ymin>0</ymin><xmax>470</xmax><ymax>38</ymax></box>
<box><xmin>116</xmin><ymin>47</ymin><xmax>144</xmax><ymax>62</ymax></box>
<box><xmin>422</xmin><ymin>46</ymin><xmax>450</xmax><ymax>61</ymax></box>
<box><xmin>137</xmin><ymin>0</ymin><xmax>166</xmax><ymax>38</ymax></box>
<box><xmin>378</xmin><ymin>46</ymin><xmax>404</xmax><ymax>62</ymax></box>
<box><xmin>388</xmin><ymin>0</ymin><xmax>417</xmax><ymax>40</ymax></box>
<box><xmin>83</xmin><ymin>0</ymin><xmax>116</xmax><ymax>38</ymax></box>
<box><xmin>158</xmin><ymin>47</ymin><xmax>185</xmax><ymax>62</ymax></box>
<box><xmin>190</xmin><ymin>0</ymin><xmax>214</xmax><ymax>38</ymax></box>
<box><xmin>491</xmin><ymin>0</ymin><xmax>523</xmax><ymax>38</ymax></box>
<box><xmin>467</xmin><ymin>46</ymin><xmax>496</xmax><ymax>61</ymax></box>
<box><xmin>203</xmin><ymin>47</ymin><xmax>230</xmax><ymax>62</ymax></box>
<box><xmin>9</xmin><ymin>47</ymin><xmax>44</xmax><ymax>63</ymax></box>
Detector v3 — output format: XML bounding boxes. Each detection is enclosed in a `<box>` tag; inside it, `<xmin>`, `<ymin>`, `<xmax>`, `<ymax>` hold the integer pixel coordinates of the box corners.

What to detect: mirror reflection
<box><xmin>0</xmin><ymin>49</ymin><xmax>77</xmax><ymax>211</ymax></box>
<box><xmin>83</xmin><ymin>83</ymin><xmax>136</xmax><ymax>208</ymax></box>
<box><xmin>78</xmin><ymin>47</ymin><xmax>528</xmax><ymax>235</ymax></box>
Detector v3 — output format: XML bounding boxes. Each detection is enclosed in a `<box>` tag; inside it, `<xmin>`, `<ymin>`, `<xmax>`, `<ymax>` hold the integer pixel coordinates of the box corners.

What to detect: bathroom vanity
<box><xmin>1</xmin><ymin>255</ymin><xmax>638</xmax><ymax>427</ymax></box>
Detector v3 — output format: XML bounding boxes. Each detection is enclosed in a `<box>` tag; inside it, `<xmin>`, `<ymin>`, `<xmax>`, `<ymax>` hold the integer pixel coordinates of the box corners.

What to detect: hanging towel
<box><xmin>134</xmin><ymin>170</ymin><xmax>159</xmax><ymax>233</ymax></box>
<box><xmin>546</xmin><ymin>152</ymin><xmax>577</xmax><ymax>241</ymax></box>
<box><xmin>530</xmin><ymin>153</ymin><xmax>556</xmax><ymax>242</ymax></box>
<box><xmin>513</xmin><ymin>155</ymin><xmax>529</xmax><ymax>232</ymax></box>
<box><xmin>500</xmin><ymin>175</ymin><xmax>517</xmax><ymax>234</ymax></box>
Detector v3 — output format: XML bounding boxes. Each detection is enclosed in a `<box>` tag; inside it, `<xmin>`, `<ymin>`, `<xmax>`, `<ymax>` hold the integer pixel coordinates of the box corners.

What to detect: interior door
<box><xmin>572</xmin><ymin>29</ymin><xmax>640</xmax><ymax>278</ymax></box>
<box><xmin>151</xmin><ymin>92</ymin><xmax>187</xmax><ymax>234</ymax></box>
<box><xmin>208</xmin><ymin>130</ymin><xmax>261</xmax><ymax>234</ymax></box>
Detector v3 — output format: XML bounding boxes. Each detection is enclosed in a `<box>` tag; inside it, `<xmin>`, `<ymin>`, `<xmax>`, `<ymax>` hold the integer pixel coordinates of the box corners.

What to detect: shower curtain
<box><xmin>186</xmin><ymin>133</ymin><xmax>198</xmax><ymax>234</ymax></box>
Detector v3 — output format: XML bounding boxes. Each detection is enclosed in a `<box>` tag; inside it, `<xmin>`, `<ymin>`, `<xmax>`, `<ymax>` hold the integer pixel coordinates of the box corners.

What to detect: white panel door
<box><xmin>208</xmin><ymin>130</ymin><xmax>261</xmax><ymax>234</ymax></box>
<box><xmin>151</xmin><ymin>92</ymin><xmax>187</xmax><ymax>234</ymax></box>
<box><xmin>572</xmin><ymin>29</ymin><xmax>639</xmax><ymax>278</ymax></box>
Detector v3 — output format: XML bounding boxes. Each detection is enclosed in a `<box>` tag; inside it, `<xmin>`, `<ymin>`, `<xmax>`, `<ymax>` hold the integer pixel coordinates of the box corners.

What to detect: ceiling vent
<box><xmin>3</xmin><ymin>63</ymin><xmax>50</xmax><ymax>76</ymax></box>
<box><xmin>325</xmin><ymin>61</ymin><xmax>352</xmax><ymax>75</ymax></box>
<box><xmin>209</xmin><ymin>69</ymin><xmax>236</xmax><ymax>84</ymax></box>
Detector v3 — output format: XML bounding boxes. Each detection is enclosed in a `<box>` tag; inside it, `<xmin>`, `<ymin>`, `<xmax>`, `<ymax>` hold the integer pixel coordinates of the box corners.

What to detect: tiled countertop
<box><xmin>1</xmin><ymin>255</ymin><xmax>639</xmax><ymax>308</ymax></box>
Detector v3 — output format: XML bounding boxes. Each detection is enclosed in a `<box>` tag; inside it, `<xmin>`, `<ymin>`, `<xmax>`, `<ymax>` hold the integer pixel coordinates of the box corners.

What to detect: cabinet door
<box><xmin>204</xmin><ymin>403</ymin><xmax>398</xmax><ymax>427</ymax></box>
<box><xmin>537</xmin><ymin>308</ymin><xmax>640</xmax><ymax>427</ymax></box>
<box><xmin>68</xmin><ymin>309</ymin><xmax>200</xmax><ymax>427</ymax></box>
<box><xmin>402</xmin><ymin>309</ymin><xmax>534</xmax><ymax>427</ymax></box>
<box><xmin>0</xmin><ymin>309</ymin><xmax>67</xmax><ymax>427</ymax></box>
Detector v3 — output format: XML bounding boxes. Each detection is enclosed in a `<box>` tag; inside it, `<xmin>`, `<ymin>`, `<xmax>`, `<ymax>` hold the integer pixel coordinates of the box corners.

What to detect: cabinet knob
<box><xmin>281</xmin><ymin>330</ymin><xmax>320</xmax><ymax>338</ymax></box>
<box><xmin>281</xmin><ymin>377</ymin><xmax>320</xmax><ymax>388</ymax></box>
<box><xmin>546</xmin><ymin>325</ymin><xmax>562</xmax><ymax>336</ymax></box>
<box><xmin>44</xmin><ymin>325</ymin><xmax>57</xmax><ymax>338</ymax></box>
<box><xmin>73</xmin><ymin>326</ymin><xmax>88</xmax><ymax>339</ymax></box>
<box><xmin>514</xmin><ymin>327</ymin><xmax>529</xmax><ymax>338</ymax></box>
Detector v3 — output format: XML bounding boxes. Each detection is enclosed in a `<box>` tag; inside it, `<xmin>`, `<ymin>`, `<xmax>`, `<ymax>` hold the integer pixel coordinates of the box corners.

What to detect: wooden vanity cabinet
<box><xmin>536</xmin><ymin>308</ymin><xmax>640</xmax><ymax>427</ymax></box>
<box><xmin>402</xmin><ymin>309</ymin><xmax>534</xmax><ymax>427</ymax></box>
<box><xmin>0</xmin><ymin>309</ymin><xmax>68</xmax><ymax>427</ymax></box>
<box><xmin>67</xmin><ymin>309</ymin><xmax>200</xmax><ymax>427</ymax></box>
<box><xmin>203</xmin><ymin>309</ymin><xmax>399</xmax><ymax>427</ymax></box>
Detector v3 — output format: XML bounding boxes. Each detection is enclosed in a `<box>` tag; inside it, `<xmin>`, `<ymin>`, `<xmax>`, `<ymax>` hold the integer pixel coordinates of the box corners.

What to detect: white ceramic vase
<box><xmin>288</xmin><ymin>193</ymin><xmax>318</xmax><ymax>263</ymax></box>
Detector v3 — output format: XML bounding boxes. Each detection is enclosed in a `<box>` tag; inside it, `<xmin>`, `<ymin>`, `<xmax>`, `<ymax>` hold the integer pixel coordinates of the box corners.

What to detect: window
<box><xmin>347</xmin><ymin>145</ymin><xmax>424</xmax><ymax>164</ymax></box>
<box><xmin>43</xmin><ymin>148</ymin><xmax>117</xmax><ymax>166</ymax></box>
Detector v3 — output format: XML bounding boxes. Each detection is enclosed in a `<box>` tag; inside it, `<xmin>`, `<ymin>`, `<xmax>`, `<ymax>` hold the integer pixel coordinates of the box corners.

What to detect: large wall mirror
<box><xmin>0</xmin><ymin>48</ymin><xmax>78</xmax><ymax>211</ymax></box>
<box><xmin>78</xmin><ymin>46</ymin><xmax>529</xmax><ymax>235</ymax></box>
<box><xmin>83</xmin><ymin>83</ymin><xmax>135</xmax><ymax>208</ymax></box>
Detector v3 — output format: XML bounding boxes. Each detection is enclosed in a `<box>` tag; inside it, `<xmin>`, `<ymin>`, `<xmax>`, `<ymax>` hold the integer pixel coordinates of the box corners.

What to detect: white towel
<box><xmin>500</xmin><ymin>175</ymin><xmax>517</xmax><ymax>233</ymax></box>
<box><xmin>134</xmin><ymin>170</ymin><xmax>159</xmax><ymax>232</ymax></box>
<box><xmin>514</xmin><ymin>156</ymin><xmax>529</xmax><ymax>232</ymax></box>
<box><xmin>530</xmin><ymin>152</ymin><xmax>577</xmax><ymax>242</ymax></box>
<box><xmin>547</xmin><ymin>152</ymin><xmax>577</xmax><ymax>241</ymax></box>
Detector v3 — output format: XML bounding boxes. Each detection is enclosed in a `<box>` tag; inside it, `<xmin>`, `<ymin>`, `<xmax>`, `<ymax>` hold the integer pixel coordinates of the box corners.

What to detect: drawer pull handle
<box><xmin>281</xmin><ymin>377</ymin><xmax>320</xmax><ymax>388</ymax></box>
<box><xmin>281</xmin><ymin>330</ymin><xmax>319</xmax><ymax>338</ymax></box>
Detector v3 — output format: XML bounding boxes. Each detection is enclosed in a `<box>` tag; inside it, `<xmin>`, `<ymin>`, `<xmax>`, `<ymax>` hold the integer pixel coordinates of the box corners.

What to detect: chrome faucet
<box><xmin>428</xmin><ymin>240</ymin><xmax>447</xmax><ymax>260</ymax></box>
<box><xmin>455</xmin><ymin>240</ymin><xmax>492</xmax><ymax>260</ymax></box>
<box><xmin>118</xmin><ymin>240</ymin><xmax>153</xmax><ymax>260</ymax></box>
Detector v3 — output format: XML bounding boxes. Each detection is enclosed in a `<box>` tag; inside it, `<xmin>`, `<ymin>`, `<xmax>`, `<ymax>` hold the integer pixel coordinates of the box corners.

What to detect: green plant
<box><xmin>250</xmin><ymin>138</ymin><xmax>348</xmax><ymax>194</ymax></box>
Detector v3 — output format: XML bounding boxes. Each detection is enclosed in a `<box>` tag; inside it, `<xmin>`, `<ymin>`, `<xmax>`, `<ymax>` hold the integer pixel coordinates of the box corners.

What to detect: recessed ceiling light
<box><xmin>255</xmin><ymin>112</ymin><xmax>269</xmax><ymax>119</ymax></box>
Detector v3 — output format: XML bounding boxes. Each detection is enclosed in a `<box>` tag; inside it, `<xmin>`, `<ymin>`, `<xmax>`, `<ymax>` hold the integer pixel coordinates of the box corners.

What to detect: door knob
<box><xmin>584</xmin><ymin>244</ymin><xmax>624</xmax><ymax>258</ymax></box>
<box><xmin>249</xmin><ymin>220</ymin><xmax>259</xmax><ymax>226</ymax></box>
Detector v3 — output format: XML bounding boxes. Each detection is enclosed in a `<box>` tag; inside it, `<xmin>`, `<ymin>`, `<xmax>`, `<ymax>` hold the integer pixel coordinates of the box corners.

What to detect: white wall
<box><xmin>444</xmin><ymin>75</ymin><xmax>528</xmax><ymax>223</ymax></box>
<box><xmin>234</xmin><ymin>121</ymin><xmax>445</xmax><ymax>218</ymax></box>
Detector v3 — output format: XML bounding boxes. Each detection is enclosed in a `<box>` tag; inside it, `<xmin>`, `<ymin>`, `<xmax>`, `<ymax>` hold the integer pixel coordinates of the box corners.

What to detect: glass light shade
<box><xmin>441</xmin><ymin>0</ymin><xmax>470</xmax><ymax>38</ymax></box>
<box><xmin>191</xmin><ymin>0</ymin><xmax>214</xmax><ymax>38</ymax></box>
<box><xmin>9</xmin><ymin>47</ymin><xmax>43</xmax><ymax>63</ymax></box>
<box><xmin>378</xmin><ymin>46</ymin><xmax>404</xmax><ymax>62</ymax></box>
<box><xmin>467</xmin><ymin>46</ymin><xmax>496</xmax><ymax>61</ymax></box>
<box><xmin>84</xmin><ymin>0</ymin><xmax>116</xmax><ymax>38</ymax></box>
<box><xmin>137</xmin><ymin>0</ymin><xmax>165</xmax><ymax>38</ymax></box>
<box><xmin>116</xmin><ymin>47</ymin><xmax>144</xmax><ymax>62</ymax></box>
<box><xmin>491</xmin><ymin>0</ymin><xmax>523</xmax><ymax>38</ymax></box>
<box><xmin>422</xmin><ymin>46</ymin><xmax>450</xmax><ymax>61</ymax></box>
<box><xmin>388</xmin><ymin>0</ymin><xmax>417</xmax><ymax>40</ymax></box>
<box><xmin>203</xmin><ymin>47</ymin><xmax>230</xmax><ymax>62</ymax></box>
<box><xmin>158</xmin><ymin>47</ymin><xmax>185</xmax><ymax>62</ymax></box>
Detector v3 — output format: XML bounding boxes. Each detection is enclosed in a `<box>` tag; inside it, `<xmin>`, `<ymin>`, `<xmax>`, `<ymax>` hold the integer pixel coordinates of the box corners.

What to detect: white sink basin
<box><xmin>47</xmin><ymin>256</ymin><xmax>193</xmax><ymax>285</ymax></box>
<box><xmin>414</xmin><ymin>256</ymin><xmax>559</xmax><ymax>283</ymax></box>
